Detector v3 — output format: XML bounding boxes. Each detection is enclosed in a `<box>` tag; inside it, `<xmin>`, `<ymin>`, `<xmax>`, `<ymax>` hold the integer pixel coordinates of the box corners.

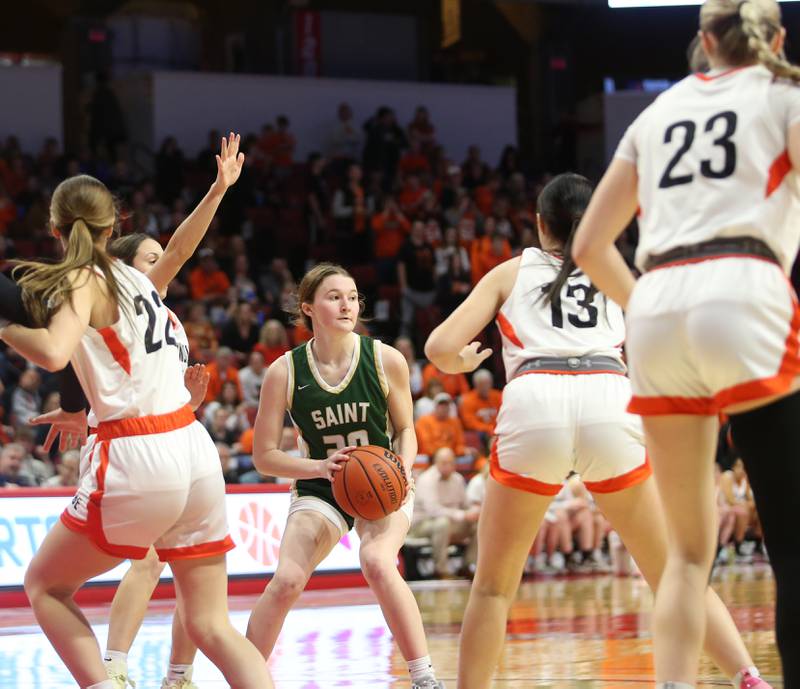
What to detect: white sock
<box><xmin>167</xmin><ymin>663</ymin><xmax>193</xmax><ymax>682</ymax></box>
<box><xmin>103</xmin><ymin>649</ymin><xmax>127</xmax><ymax>665</ymax></box>
<box><xmin>408</xmin><ymin>655</ymin><xmax>435</xmax><ymax>681</ymax></box>
<box><xmin>656</xmin><ymin>684</ymin><xmax>695</xmax><ymax>689</ymax></box>
<box><xmin>733</xmin><ymin>666</ymin><xmax>760</xmax><ymax>687</ymax></box>
<box><xmin>87</xmin><ymin>681</ymin><xmax>117</xmax><ymax>689</ymax></box>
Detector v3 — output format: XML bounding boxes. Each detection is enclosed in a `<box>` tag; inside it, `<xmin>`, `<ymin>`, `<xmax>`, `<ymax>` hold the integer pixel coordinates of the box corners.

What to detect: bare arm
<box><xmin>251</xmin><ymin>357</ymin><xmax>345</xmax><ymax>480</ymax></box>
<box><xmin>1</xmin><ymin>271</ymin><xmax>95</xmax><ymax>371</ymax></box>
<box><xmin>571</xmin><ymin>158</ymin><xmax>639</xmax><ymax>309</ymax></box>
<box><xmin>382</xmin><ymin>344</ymin><xmax>417</xmax><ymax>476</ymax></box>
<box><xmin>425</xmin><ymin>257</ymin><xmax>519</xmax><ymax>373</ymax></box>
<box><xmin>147</xmin><ymin>133</ymin><xmax>244</xmax><ymax>294</ymax></box>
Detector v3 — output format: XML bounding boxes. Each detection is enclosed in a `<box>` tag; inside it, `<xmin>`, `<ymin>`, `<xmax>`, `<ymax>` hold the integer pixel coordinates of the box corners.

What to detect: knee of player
<box><xmin>359</xmin><ymin>549</ymin><xmax>394</xmax><ymax>583</ymax></box>
<box><xmin>24</xmin><ymin>566</ymin><xmax>73</xmax><ymax>604</ymax></box>
<box><xmin>182</xmin><ymin>615</ymin><xmax>230</xmax><ymax>650</ymax></box>
<box><xmin>470</xmin><ymin>575</ymin><xmax>517</xmax><ymax>603</ymax></box>
<box><xmin>268</xmin><ymin>569</ymin><xmax>307</xmax><ymax>602</ymax></box>
<box><xmin>131</xmin><ymin>549</ymin><xmax>167</xmax><ymax>582</ymax></box>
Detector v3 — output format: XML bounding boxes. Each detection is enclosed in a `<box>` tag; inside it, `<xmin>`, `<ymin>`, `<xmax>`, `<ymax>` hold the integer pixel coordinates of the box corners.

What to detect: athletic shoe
<box><xmin>104</xmin><ymin>659</ymin><xmax>136</xmax><ymax>688</ymax></box>
<box><xmin>737</xmin><ymin>668</ymin><xmax>773</xmax><ymax>689</ymax></box>
<box><xmin>161</xmin><ymin>666</ymin><xmax>198</xmax><ymax>689</ymax></box>
<box><xmin>411</xmin><ymin>677</ymin><xmax>446</xmax><ymax>689</ymax></box>
<box><xmin>548</xmin><ymin>551</ymin><xmax>566</xmax><ymax>573</ymax></box>
<box><xmin>161</xmin><ymin>678</ymin><xmax>199</xmax><ymax>689</ymax></box>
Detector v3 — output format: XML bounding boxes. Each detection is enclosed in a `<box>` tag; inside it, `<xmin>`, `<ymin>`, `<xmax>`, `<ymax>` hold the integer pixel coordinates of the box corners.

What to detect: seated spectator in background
<box><xmin>461</xmin><ymin>145</ymin><xmax>489</xmax><ymax>190</ymax></box>
<box><xmin>407</xmin><ymin>106</ymin><xmax>436</xmax><ymax>154</ymax></box>
<box><xmin>44</xmin><ymin>450</ymin><xmax>80</xmax><ymax>487</ymax></box>
<box><xmin>217</xmin><ymin>442</ymin><xmax>240</xmax><ymax>484</ymax></box>
<box><xmin>398</xmin><ymin>221</ymin><xmax>436</xmax><ymax>340</ymax></box>
<box><xmin>332</xmin><ymin>163</ymin><xmax>371</xmax><ymax>261</ymax></box>
<box><xmin>474</xmin><ymin>173</ymin><xmax>502</xmax><ymax>217</ymax></box>
<box><xmin>459</xmin><ymin>369</ymin><xmax>502</xmax><ymax>441</ymax></box>
<box><xmin>189</xmin><ymin>248</ymin><xmax>231</xmax><ymax>302</ymax></box>
<box><xmin>720</xmin><ymin>457</ymin><xmax>761</xmax><ymax>563</ymax></box>
<box><xmin>306</xmin><ymin>153</ymin><xmax>329</xmax><ymax>244</ymax></box>
<box><xmin>14</xmin><ymin>427</ymin><xmax>54</xmax><ymax>484</ymax></box>
<box><xmin>415</xmin><ymin>393</ymin><xmax>476</xmax><ymax>468</ymax></box>
<box><xmin>239</xmin><ymin>351</ymin><xmax>266</xmax><ymax>408</ymax></box>
<box><xmin>254</xmin><ymin>319</ymin><xmax>290</xmax><ymax>365</ymax></box>
<box><xmin>399</xmin><ymin>137</ymin><xmax>431</xmax><ymax>178</ymax></box>
<box><xmin>408</xmin><ymin>447</ymin><xmax>478</xmax><ymax>578</ymax></box>
<box><xmin>184</xmin><ymin>301</ymin><xmax>218</xmax><ymax>361</ymax></box>
<box><xmin>329</xmin><ymin>102</ymin><xmax>362</xmax><ymax>171</ymax></box>
<box><xmin>204</xmin><ymin>380</ymin><xmax>248</xmax><ymax>432</ymax></box>
<box><xmin>231</xmin><ymin>254</ymin><xmax>258</xmax><ymax>302</ymax></box>
<box><xmin>414</xmin><ymin>379</ymin><xmax>451</xmax><ymax>421</ymax></box>
<box><xmin>435</xmin><ymin>226</ymin><xmax>471</xmax><ymax>278</ymax></box>
<box><xmin>436</xmin><ymin>251</ymin><xmax>472</xmax><ymax>315</ymax></box>
<box><xmin>205</xmin><ymin>346</ymin><xmax>242</xmax><ymax>403</ymax></box>
<box><xmin>466</xmin><ymin>461</ymin><xmax>489</xmax><ymax>510</ymax></box>
<box><xmin>0</xmin><ymin>443</ymin><xmax>36</xmax><ymax>487</ymax></box>
<box><xmin>363</xmin><ymin>106</ymin><xmax>407</xmax><ymax>190</ymax></box>
<box><xmin>264</xmin><ymin>115</ymin><xmax>296</xmax><ymax>169</ymax></box>
<box><xmin>398</xmin><ymin>175</ymin><xmax>428</xmax><ymax>219</ymax></box>
<box><xmin>471</xmin><ymin>228</ymin><xmax>512</xmax><ymax>284</ymax></box>
<box><xmin>422</xmin><ymin>361</ymin><xmax>469</xmax><ymax>400</ymax></box>
<box><xmin>220</xmin><ymin>301</ymin><xmax>260</xmax><ymax>362</ymax></box>
<box><xmin>206</xmin><ymin>408</ymin><xmax>239</xmax><ymax>447</ymax></box>
<box><xmin>260</xmin><ymin>257</ymin><xmax>293</xmax><ymax>310</ymax></box>
<box><xmin>11</xmin><ymin>368</ymin><xmax>42</xmax><ymax>426</ymax></box>
<box><xmin>394</xmin><ymin>336</ymin><xmax>424</xmax><ymax>399</ymax></box>
<box><xmin>372</xmin><ymin>196</ymin><xmax>410</xmax><ymax>282</ymax></box>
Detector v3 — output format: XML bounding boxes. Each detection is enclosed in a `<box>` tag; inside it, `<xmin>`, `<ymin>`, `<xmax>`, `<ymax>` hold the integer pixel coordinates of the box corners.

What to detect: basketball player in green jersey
<box><xmin>247</xmin><ymin>263</ymin><xmax>445</xmax><ymax>689</ymax></box>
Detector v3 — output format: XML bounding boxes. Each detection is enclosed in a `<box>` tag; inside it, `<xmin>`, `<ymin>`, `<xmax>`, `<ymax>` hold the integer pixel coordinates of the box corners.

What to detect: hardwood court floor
<box><xmin>0</xmin><ymin>563</ymin><xmax>780</xmax><ymax>688</ymax></box>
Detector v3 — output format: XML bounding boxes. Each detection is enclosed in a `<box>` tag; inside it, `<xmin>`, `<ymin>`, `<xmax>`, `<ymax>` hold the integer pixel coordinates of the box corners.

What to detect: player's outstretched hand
<box><xmin>320</xmin><ymin>445</ymin><xmax>357</xmax><ymax>482</ymax></box>
<box><xmin>458</xmin><ymin>341</ymin><xmax>493</xmax><ymax>372</ymax></box>
<box><xmin>213</xmin><ymin>132</ymin><xmax>245</xmax><ymax>192</ymax></box>
<box><xmin>184</xmin><ymin>364</ymin><xmax>210</xmax><ymax>410</ymax></box>
<box><xmin>30</xmin><ymin>407</ymin><xmax>89</xmax><ymax>453</ymax></box>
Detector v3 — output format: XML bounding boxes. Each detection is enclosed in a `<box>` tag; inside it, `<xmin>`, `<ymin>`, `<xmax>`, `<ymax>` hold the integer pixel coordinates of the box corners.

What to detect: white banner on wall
<box><xmin>0</xmin><ymin>490</ymin><xmax>361</xmax><ymax>589</ymax></box>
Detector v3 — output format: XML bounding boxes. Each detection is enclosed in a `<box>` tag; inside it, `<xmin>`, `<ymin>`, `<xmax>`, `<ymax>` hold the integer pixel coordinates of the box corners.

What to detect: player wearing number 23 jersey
<box><xmin>286</xmin><ymin>333</ymin><xmax>414</xmax><ymax>534</ymax></box>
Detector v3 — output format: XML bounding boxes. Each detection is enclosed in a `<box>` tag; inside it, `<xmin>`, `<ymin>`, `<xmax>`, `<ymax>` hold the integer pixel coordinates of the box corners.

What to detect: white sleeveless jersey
<box><xmin>616</xmin><ymin>65</ymin><xmax>800</xmax><ymax>273</ymax></box>
<box><xmin>72</xmin><ymin>261</ymin><xmax>190</xmax><ymax>423</ymax></box>
<box><xmin>496</xmin><ymin>248</ymin><xmax>626</xmax><ymax>379</ymax></box>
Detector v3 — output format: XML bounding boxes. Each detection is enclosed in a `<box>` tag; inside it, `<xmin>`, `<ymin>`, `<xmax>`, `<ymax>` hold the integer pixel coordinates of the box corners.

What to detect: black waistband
<box><xmin>644</xmin><ymin>236</ymin><xmax>778</xmax><ymax>272</ymax></box>
<box><xmin>514</xmin><ymin>355</ymin><xmax>626</xmax><ymax>377</ymax></box>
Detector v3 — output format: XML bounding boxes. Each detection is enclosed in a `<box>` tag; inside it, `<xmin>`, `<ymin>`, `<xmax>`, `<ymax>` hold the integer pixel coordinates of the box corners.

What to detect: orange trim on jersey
<box><xmin>766</xmin><ymin>150</ymin><xmax>792</xmax><ymax>198</ymax></box>
<box><xmin>630</xmin><ymin>285</ymin><xmax>800</xmax><ymax>416</ymax></box>
<box><xmin>96</xmin><ymin>405</ymin><xmax>195</xmax><ymax>441</ymax></box>
<box><xmin>515</xmin><ymin>369</ymin><xmax>626</xmax><ymax>379</ymax></box>
<box><xmin>97</xmin><ymin>327</ymin><xmax>132</xmax><ymax>376</ymax></box>
<box><xmin>156</xmin><ymin>536</ymin><xmax>236</xmax><ymax>562</ymax></box>
<box><xmin>693</xmin><ymin>66</ymin><xmax>747</xmax><ymax>82</ymax></box>
<box><xmin>647</xmin><ymin>253</ymin><xmax>779</xmax><ymax>273</ymax></box>
<box><xmin>496</xmin><ymin>312</ymin><xmax>524</xmax><ymax>348</ymax></box>
<box><xmin>489</xmin><ymin>440</ymin><xmax>562</xmax><ymax>496</ymax></box>
<box><xmin>583</xmin><ymin>456</ymin><xmax>652</xmax><ymax>494</ymax></box>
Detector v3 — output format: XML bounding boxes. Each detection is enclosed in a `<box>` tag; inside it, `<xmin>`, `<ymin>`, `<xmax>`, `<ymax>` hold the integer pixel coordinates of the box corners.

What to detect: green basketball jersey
<box><xmin>287</xmin><ymin>334</ymin><xmax>391</xmax><ymax>461</ymax></box>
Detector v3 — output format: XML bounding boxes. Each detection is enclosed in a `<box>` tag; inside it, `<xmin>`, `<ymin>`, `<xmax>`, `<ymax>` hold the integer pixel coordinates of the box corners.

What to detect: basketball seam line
<box><xmin>363</xmin><ymin>449</ymin><xmax>406</xmax><ymax>506</ymax></box>
<box><xmin>339</xmin><ymin>466</ymin><xmax>360</xmax><ymax>521</ymax></box>
<box><xmin>355</xmin><ymin>456</ymin><xmax>389</xmax><ymax>517</ymax></box>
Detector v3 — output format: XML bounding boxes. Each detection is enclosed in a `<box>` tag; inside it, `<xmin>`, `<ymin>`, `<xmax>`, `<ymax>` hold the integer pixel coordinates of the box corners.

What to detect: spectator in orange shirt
<box><xmin>189</xmin><ymin>248</ymin><xmax>232</xmax><ymax>301</ymax></box>
<box><xmin>372</xmin><ymin>196</ymin><xmax>411</xmax><ymax>282</ymax></box>
<box><xmin>470</xmin><ymin>230</ymin><xmax>512</xmax><ymax>284</ymax></box>
<box><xmin>183</xmin><ymin>301</ymin><xmax>218</xmax><ymax>361</ymax></box>
<box><xmin>398</xmin><ymin>174</ymin><xmax>428</xmax><ymax>219</ymax></box>
<box><xmin>422</xmin><ymin>361</ymin><xmax>469</xmax><ymax>400</ymax></box>
<box><xmin>263</xmin><ymin>115</ymin><xmax>296</xmax><ymax>168</ymax></box>
<box><xmin>254</xmin><ymin>319</ymin><xmax>290</xmax><ymax>366</ymax></box>
<box><xmin>474</xmin><ymin>173</ymin><xmax>502</xmax><ymax>217</ymax></box>
<box><xmin>205</xmin><ymin>346</ymin><xmax>243</xmax><ymax>403</ymax></box>
<box><xmin>415</xmin><ymin>393</ymin><xmax>478</xmax><ymax>469</ymax></box>
<box><xmin>460</xmin><ymin>369</ymin><xmax>502</xmax><ymax>441</ymax></box>
<box><xmin>399</xmin><ymin>137</ymin><xmax>431</xmax><ymax>177</ymax></box>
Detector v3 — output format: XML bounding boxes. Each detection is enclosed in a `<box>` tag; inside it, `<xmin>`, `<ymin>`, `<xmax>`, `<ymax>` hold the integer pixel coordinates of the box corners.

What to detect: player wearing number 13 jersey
<box><xmin>426</xmin><ymin>173</ymin><xmax>769</xmax><ymax>689</ymax></box>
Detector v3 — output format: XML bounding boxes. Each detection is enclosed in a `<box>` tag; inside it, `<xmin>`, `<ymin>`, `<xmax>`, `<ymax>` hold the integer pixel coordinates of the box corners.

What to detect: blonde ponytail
<box><xmin>699</xmin><ymin>0</ymin><xmax>800</xmax><ymax>82</ymax></box>
<box><xmin>13</xmin><ymin>175</ymin><xmax>126</xmax><ymax>327</ymax></box>
<box><xmin>738</xmin><ymin>1</ymin><xmax>800</xmax><ymax>82</ymax></box>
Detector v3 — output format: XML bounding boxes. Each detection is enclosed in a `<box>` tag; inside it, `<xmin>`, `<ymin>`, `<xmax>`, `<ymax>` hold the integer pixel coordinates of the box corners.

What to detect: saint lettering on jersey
<box><xmin>311</xmin><ymin>402</ymin><xmax>371</xmax><ymax>430</ymax></box>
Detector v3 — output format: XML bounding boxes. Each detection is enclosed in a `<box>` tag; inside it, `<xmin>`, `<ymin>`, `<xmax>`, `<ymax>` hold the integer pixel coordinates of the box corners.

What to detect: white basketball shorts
<box><xmin>62</xmin><ymin>405</ymin><xmax>234</xmax><ymax>561</ymax></box>
<box><xmin>491</xmin><ymin>372</ymin><xmax>651</xmax><ymax>496</ymax></box>
<box><xmin>626</xmin><ymin>256</ymin><xmax>800</xmax><ymax>416</ymax></box>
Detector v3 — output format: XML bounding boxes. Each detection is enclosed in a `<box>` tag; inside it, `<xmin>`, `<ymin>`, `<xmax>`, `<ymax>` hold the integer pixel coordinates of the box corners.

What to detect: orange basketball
<box><xmin>332</xmin><ymin>445</ymin><xmax>409</xmax><ymax>521</ymax></box>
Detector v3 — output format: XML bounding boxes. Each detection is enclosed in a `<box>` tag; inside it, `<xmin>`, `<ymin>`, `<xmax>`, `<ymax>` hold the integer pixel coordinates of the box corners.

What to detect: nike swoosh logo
<box><xmin>298</xmin><ymin>384</ymin><xmax>310</xmax><ymax>390</ymax></box>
